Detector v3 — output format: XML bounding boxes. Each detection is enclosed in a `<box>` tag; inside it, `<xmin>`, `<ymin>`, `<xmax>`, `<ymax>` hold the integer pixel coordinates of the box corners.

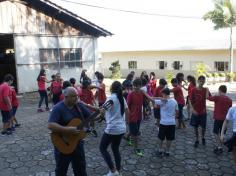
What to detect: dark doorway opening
<box><xmin>0</xmin><ymin>34</ymin><xmax>18</xmax><ymax>92</ymax></box>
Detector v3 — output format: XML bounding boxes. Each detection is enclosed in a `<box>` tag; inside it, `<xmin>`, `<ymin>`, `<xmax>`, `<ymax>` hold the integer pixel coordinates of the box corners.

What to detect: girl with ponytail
<box><xmin>100</xmin><ymin>81</ymin><xmax>129</xmax><ymax>176</ymax></box>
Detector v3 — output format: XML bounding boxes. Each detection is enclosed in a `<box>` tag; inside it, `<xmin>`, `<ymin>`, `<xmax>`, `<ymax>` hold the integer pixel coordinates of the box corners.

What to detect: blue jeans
<box><xmin>38</xmin><ymin>90</ymin><xmax>48</xmax><ymax>108</ymax></box>
<box><xmin>54</xmin><ymin>141</ymin><xmax>87</xmax><ymax>176</ymax></box>
<box><xmin>100</xmin><ymin>133</ymin><xmax>124</xmax><ymax>171</ymax></box>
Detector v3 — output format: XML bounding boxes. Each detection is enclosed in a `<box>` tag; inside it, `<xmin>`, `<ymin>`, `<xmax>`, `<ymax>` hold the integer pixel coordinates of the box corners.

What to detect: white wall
<box><xmin>14</xmin><ymin>35</ymin><xmax>97</xmax><ymax>93</ymax></box>
<box><xmin>101</xmin><ymin>50</ymin><xmax>236</xmax><ymax>78</ymax></box>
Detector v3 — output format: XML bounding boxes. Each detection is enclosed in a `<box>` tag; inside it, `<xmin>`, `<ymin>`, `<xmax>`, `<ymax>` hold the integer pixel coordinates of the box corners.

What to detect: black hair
<box><xmin>98</xmin><ymin>73</ymin><xmax>104</xmax><ymax>81</ymax></box>
<box><xmin>37</xmin><ymin>69</ymin><xmax>45</xmax><ymax>81</ymax></box>
<box><xmin>198</xmin><ymin>75</ymin><xmax>206</xmax><ymax>81</ymax></box>
<box><xmin>133</xmin><ymin>78</ymin><xmax>142</xmax><ymax>87</ymax></box>
<box><xmin>141</xmin><ymin>78</ymin><xmax>148</xmax><ymax>87</ymax></box>
<box><xmin>159</xmin><ymin>78</ymin><xmax>167</xmax><ymax>86</ymax></box>
<box><xmin>126</xmin><ymin>73</ymin><xmax>134</xmax><ymax>81</ymax></box>
<box><xmin>69</xmin><ymin>78</ymin><xmax>76</xmax><ymax>85</ymax></box>
<box><xmin>82</xmin><ymin>79</ymin><xmax>91</xmax><ymax>89</ymax></box>
<box><xmin>187</xmin><ymin>75</ymin><xmax>196</xmax><ymax>86</ymax></box>
<box><xmin>171</xmin><ymin>78</ymin><xmax>178</xmax><ymax>84</ymax></box>
<box><xmin>161</xmin><ymin>88</ymin><xmax>170</xmax><ymax>95</ymax></box>
<box><xmin>176</xmin><ymin>72</ymin><xmax>184</xmax><ymax>83</ymax></box>
<box><xmin>111</xmin><ymin>81</ymin><xmax>124</xmax><ymax>116</ymax></box>
<box><xmin>62</xmin><ymin>81</ymin><xmax>71</xmax><ymax>90</ymax></box>
<box><xmin>149</xmin><ymin>72</ymin><xmax>156</xmax><ymax>80</ymax></box>
<box><xmin>4</xmin><ymin>74</ymin><xmax>14</xmax><ymax>82</ymax></box>
<box><xmin>219</xmin><ymin>85</ymin><xmax>227</xmax><ymax>93</ymax></box>
<box><xmin>51</xmin><ymin>74</ymin><xmax>56</xmax><ymax>79</ymax></box>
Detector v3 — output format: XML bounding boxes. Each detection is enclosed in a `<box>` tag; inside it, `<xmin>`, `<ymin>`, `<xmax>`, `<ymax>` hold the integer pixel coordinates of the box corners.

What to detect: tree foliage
<box><xmin>203</xmin><ymin>0</ymin><xmax>236</xmax><ymax>29</ymax></box>
<box><xmin>109</xmin><ymin>60</ymin><xmax>121</xmax><ymax>79</ymax></box>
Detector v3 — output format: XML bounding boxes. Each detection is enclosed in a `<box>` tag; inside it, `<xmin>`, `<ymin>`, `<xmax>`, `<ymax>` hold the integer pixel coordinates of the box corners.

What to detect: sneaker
<box><xmin>1</xmin><ymin>131</ymin><xmax>7</xmax><ymax>135</ymax></box>
<box><xmin>6</xmin><ymin>130</ymin><xmax>12</xmax><ymax>135</ymax></box>
<box><xmin>202</xmin><ymin>138</ymin><xmax>206</xmax><ymax>146</ymax></box>
<box><xmin>164</xmin><ymin>152</ymin><xmax>170</xmax><ymax>157</ymax></box>
<box><xmin>156</xmin><ymin>151</ymin><xmax>163</xmax><ymax>158</ymax></box>
<box><xmin>134</xmin><ymin>148</ymin><xmax>143</xmax><ymax>157</ymax></box>
<box><xmin>91</xmin><ymin>129</ymin><xmax>98</xmax><ymax>137</ymax></box>
<box><xmin>37</xmin><ymin>108</ymin><xmax>44</xmax><ymax>112</ymax></box>
<box><xmin>128</xmin><ymin>139</ymin><xmax>133</xmax><ymax>146</ymax></box>
<box><xmin>10</xmin><ymin>127</ymin><xmax>15</xmax><ymax>131</ymax></box>
<box><xmin>123</xmin><ymin>135</ymin><xmax>129</xmax><ymax>141</ymax></box>
<box><xmin>14</xmin><ymin>123</ymin><xmax>21</xmax><ymax>127</ymax></box>
<box><xmin>194</xmin><ymin>141</ymin><xmax>199</xmax><ymax>148</ymax></box>
<box><xmin>104</xmin><ymin>171</ymin><xmax>119</xmax><ymax>176</ymax></box>
<box><xmin>45</xmin><ymin>107</ymin><xmax>50</xmax><ymax>111</ymax></box>
<box><xmin>214</xmin><ymin>147</ymin><xmax>223</xmax><ymax>154</ymax></box>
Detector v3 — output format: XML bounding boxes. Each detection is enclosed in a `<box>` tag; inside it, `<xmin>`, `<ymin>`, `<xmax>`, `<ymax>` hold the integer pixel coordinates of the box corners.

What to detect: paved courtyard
<box><xmin>0</xmin><ymin>83</ymin><xmax>236</xmax><ymax>176</ymax></box>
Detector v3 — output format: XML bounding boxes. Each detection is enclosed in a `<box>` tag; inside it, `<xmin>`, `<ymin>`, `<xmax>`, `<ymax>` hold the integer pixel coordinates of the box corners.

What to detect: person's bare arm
<box><xmin>48</xmin><ymin>122</ymin><xmax>80</xmax><ymax>134</ymax></box>
<box><xmin>3</xmin><ymin>96</ymin><xmax>12</xmax><ymax>110</ymax></box>
<box><xmin>220</xmin><ymin>120</ymin><xmax>228</xmax><ymax>142</ymax></box>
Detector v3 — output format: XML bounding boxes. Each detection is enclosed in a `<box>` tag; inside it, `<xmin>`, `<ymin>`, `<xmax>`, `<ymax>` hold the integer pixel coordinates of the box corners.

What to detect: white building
<box><xmin>101</xmin><ymin>41</ymin><xmax>236</xmax><ymax>78</ymax></box>
<box><xmin>0</xmin><ymin>0</ymin><xmax>111</xmax><ymax>93</ymax></box>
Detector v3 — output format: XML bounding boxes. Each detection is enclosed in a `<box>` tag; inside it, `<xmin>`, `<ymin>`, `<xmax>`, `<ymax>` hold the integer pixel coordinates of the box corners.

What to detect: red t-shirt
<box><xmin>38</xmin><ymin>76</ymin><xmax>46</xmax><ymax>91</ymax></box>
<box><xmin>208</xmin><ymin>95</ymin><xmax>232</xmax><ymax>120</ymax></box>
<box><xmin>188</xmin><ymin>82</ymin><xmax>195</xmax><ymax>97</ymax></box>
<box><xmin>154</xmin><ymin>86</ymin><xmax>163</xmax><ymax>109</ymax></box>
<box><xmin>0</xmin><ymin>83</ymin><xmax>12</xmax><ymax>111</ymax></box>
<box><xmin>11</xmin><ymin>88</ymin><xmax>19</xmax><ymax>107</ymax></box>
<box><xmin>96</xmin><ymin>83</ymin><xmax>106</xmax><ymax>103</ymax></box>
<box><xmin>51</xmin><ymin>81</ymin><xmax>62</xmax><ymax>95</ymax></box>
<box><xmin>127</xmin><ymin>91</ymin><xmax>144</xmax><ymax>122</ymax></box>
<box><xmin>190</xmin><ymin>87</ymin><xmax>207</xmax><ymax>115</ymax></box>
<box><xmin>79</xmin><ymin>89</ymin><xmax>94</xmax><ymax>105</ymax></box>
<box><xmin>149</xmin><ymin>79</ymin><xmax>157</xmax><ymax>95</ymax></box>
<box><xmin>172</xmin><ymin>86</ymin><xmax>185</xmax><ymax>105</ymax></box>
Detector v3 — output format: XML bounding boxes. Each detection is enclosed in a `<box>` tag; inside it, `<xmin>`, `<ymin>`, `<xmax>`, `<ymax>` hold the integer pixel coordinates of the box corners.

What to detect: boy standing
<box><xmin>208</xmin><ymin>85</ymin><xmax>232</xmax><ymax>154</ymax></box>
<box><xmin>127</xmin><ymin>78</ymin><xmax>145</xmax><ymax>156</ymax></box>
<box><xmin>189</xmin><ymin>76</ymin><xmax>210</xmax><ymax>147</ymax></box>
<box><xmin>149</xmin><ymin>88</ymin><xmax>178</xmax><ymax>157</ymax></box>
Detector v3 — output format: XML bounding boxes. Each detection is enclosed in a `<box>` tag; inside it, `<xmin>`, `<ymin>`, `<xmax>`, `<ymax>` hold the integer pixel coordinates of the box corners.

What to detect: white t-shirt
<box><xmin>226</xmin><ymin>106</ymin><xmax>236</xmax><ymax>132</ymax></box>
<box><xmin>155</xmin><ymin>98</ymin><xmax>178</xmax><ymax>125</ymax></box>
<box><xmin>105</xmin><ymin>93</ymin><xmax>127</xmax><ymax>135</ymax></box>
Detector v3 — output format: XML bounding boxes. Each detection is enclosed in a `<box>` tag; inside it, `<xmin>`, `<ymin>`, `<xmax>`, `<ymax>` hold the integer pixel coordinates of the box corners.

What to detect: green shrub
<box><xmin>219</xmin><ymin>72</ymin><xmax>225</xmax><ymax>77</ymax></box>
<box><xmin>226</xmin><ymin>72</ymin><xmax>236</xmax><ymax>81</ymax></box>
<box><xmin>165</xmin><ymin>71</ymin><xmax>174</xmax><ymax>84</ymax></box>
<box><xmin>195</xmin><ymin>63</ymin><xmax>209</xmax><ymax>78</ymax></box>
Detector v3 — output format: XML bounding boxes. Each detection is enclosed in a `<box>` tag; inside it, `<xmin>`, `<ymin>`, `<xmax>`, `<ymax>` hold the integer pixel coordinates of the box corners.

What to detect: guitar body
<box><xmin>50</xmin><ymin>118</ymin><xmax>87</xmax><ymax>155</ymax></box>
<box><xmin>50</xmin><ymin>100</ymin><xmax>113</xmax><ymax>154</ymax></box>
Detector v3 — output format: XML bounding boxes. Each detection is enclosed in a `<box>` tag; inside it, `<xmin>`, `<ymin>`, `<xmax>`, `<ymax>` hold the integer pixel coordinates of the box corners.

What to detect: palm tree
<box><xmin>203</xmin><ymin>0</ymin><xmax>236</xmax><ymax>73</ymax></box>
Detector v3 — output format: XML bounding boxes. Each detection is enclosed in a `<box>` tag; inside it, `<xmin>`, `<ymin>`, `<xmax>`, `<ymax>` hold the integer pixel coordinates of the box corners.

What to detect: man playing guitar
<box><xmin>48</xmin><ymin>87</ymin><xmax>91</xmax><ymax>176</ymax></box>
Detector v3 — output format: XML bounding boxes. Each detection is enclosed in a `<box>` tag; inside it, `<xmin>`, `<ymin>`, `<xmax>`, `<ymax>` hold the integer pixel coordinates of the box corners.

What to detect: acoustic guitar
<box><xmin>50</xmin><ymin>100</ymin><xmax>113</xmax><ymax>154</ymax></box>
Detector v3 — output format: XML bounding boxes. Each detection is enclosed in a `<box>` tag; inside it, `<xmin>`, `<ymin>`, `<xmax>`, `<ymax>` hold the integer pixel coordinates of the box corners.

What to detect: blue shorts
<box><xmin>190</xmin><ymin>113</ymin><xmax>207</xmax><ymax>129</ymax></box>
<box><xmin>129</xmin><ymin>121</ymin><xmax>141</xmax><ymax>136</ymax></box>
<box><xmin>12</xmin><ymin>106</ymin><xmax>18</xmax><ymax>116</ymax></box>
<box><xmin>178</xmin><ymin>104</ymin><xmax>184</xmax><ymax>120</ymax></box>
<box><xmin>1</xmin><ymin>110</ymin><xmax>12</xmax><ymax>123</ymax></box>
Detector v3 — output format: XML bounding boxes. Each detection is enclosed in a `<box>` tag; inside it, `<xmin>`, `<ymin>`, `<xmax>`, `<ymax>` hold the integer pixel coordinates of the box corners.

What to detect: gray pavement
<box><xmin>0</xmin><ymin>82</ymin><xmax>236</xmax><ymax>176</ymax></box>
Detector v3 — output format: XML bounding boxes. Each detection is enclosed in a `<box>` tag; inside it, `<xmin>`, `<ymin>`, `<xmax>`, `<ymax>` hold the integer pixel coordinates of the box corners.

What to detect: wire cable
<box><xmin>58</xmin><ymin>0</ymin><xmax>203</xmax><ymax>19</ymax></box>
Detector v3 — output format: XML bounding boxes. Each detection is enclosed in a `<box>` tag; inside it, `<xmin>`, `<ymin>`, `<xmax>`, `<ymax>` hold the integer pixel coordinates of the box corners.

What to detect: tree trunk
<box><xmin>230</xmin><ymin>26</ymin><xmax>234</xmax><ymax>73</ymax></box>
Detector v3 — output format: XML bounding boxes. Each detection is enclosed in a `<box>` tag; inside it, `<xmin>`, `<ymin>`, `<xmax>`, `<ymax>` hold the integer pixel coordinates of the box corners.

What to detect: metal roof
<box><xmin>1</xmin><ymin>0</ymin><xmax>113</xmax><ymax>37</ymax></box>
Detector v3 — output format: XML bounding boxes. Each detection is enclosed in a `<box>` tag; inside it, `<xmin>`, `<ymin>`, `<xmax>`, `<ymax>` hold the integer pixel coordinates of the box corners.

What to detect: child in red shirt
<box><xmin>51</xmin><ymin>73</ymin><xmax>62</xmax><ymax>105</ymax></box>
<box><xmin>189</xmin><ymin>76</ymin><xmax>210</xmax><ymax>147</ymax></box>
<box><xmin>208</xmin><ymin>85</ymin><xmax>232</xmax><ymax>154</ymax></box>
<box><xmin>185</xmin><ymin>75</ymin><xmax>196</xmax><ymax>120</ymax></box>
<box><xmin>127</xmin><ymin>78</ymin><xmax>145</xmax><ymax>156</ymax></box>
<box><xmin>154</xmin><ymin>79</ymin><xmax>167</xmax><ymax>127</ymax></box>
<box><xmin>95</xmin><ymin>74</ymin><xmax>106</xmax><ymax>107</ymax></box>
<box><xmin>79</xmin><ymin>80</ymin><xmax>98</xmax><ymax>137</ymax></box>
<box><xmin>37</xmin><ymin>69</ymin><xmax>50</xmax><ymax>112</ymax></box>
<box><xmin>149</xmin><ymin>72</ymin><xmax>157</xmax><ymax>96</ymax></box>
<box><xmin>171</xmin><ymin>78</ymin><xmax>185</xmax><ymax>129</ymax></box>
<box><xmin>11</xmin><ymin>87</ymin><xmax>20</xmax><ymax>128</ymax></box>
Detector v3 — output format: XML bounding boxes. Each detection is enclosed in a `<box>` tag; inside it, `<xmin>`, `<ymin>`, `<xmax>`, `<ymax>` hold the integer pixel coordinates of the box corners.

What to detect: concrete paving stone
<box><xmin>0</xmin><ymin>168</ymin><xmax>15</xmax><ymax>176</ymax></box>
<box><xmin>10</xmin><ymin>161</ymin><xmax>24</xmax><ymax>169</ymax></box>
<box><xmin>220</xmin><ymin>166</ymin><xmax>236</xmax><ymax>175</ymax></box>
<box><xmin>0</xmin><ymin>160</ymin><xmax>10</xmax><ymax>169</ymax></box>
<box><xmin>133</xmin><ymin>170</ymin><xmax>147</xmax><ymax>176</ymax></box>
<box><xmin>14</xmin><ymin>166</ymin><xmax>29</xmax><ymax>174</ymax></box>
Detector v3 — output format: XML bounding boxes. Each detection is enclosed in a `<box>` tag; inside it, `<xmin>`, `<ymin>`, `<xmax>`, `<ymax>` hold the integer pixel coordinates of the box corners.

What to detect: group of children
<box><xmin>36</xmin><ymin>69</ymin><xmax>236</xmax><ymax>161</ymax></box>
<box><xmin>0</xmin><ymin>74</ymin><xmax>20</xmax><ymax>135</ymax></box>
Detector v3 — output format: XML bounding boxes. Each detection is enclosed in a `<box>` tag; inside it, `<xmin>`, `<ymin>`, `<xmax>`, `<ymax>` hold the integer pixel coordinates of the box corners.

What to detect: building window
<box><xmin>214</xmin><ymin>62</ymin><xmax>229</xmax><ymax>71</ymax></box>
<box><xmin>172</xmin><ymin>61</ymin><xmax>183</xmax><ymax>70</ymax></box>
<box><xmin>39</xmin><ymin>48</ymin><xmax>82</xmax><ymax>70</ymax></box>
<box><xmin>128</xmin><ymin>61</ymin><xmax>137</xmax><ymax>69</ymax></box>
<box><xmin>158</xmin><ymin>61</ymin><xmax>167</xmax><ymax>70</ymax></box>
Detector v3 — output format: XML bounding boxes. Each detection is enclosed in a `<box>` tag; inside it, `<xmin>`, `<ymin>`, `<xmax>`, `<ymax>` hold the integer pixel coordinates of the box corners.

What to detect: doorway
<box><xmin>0</xmin><ymin>34</ymin><xmax>18</xmax><ymax>92</ymax></box>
